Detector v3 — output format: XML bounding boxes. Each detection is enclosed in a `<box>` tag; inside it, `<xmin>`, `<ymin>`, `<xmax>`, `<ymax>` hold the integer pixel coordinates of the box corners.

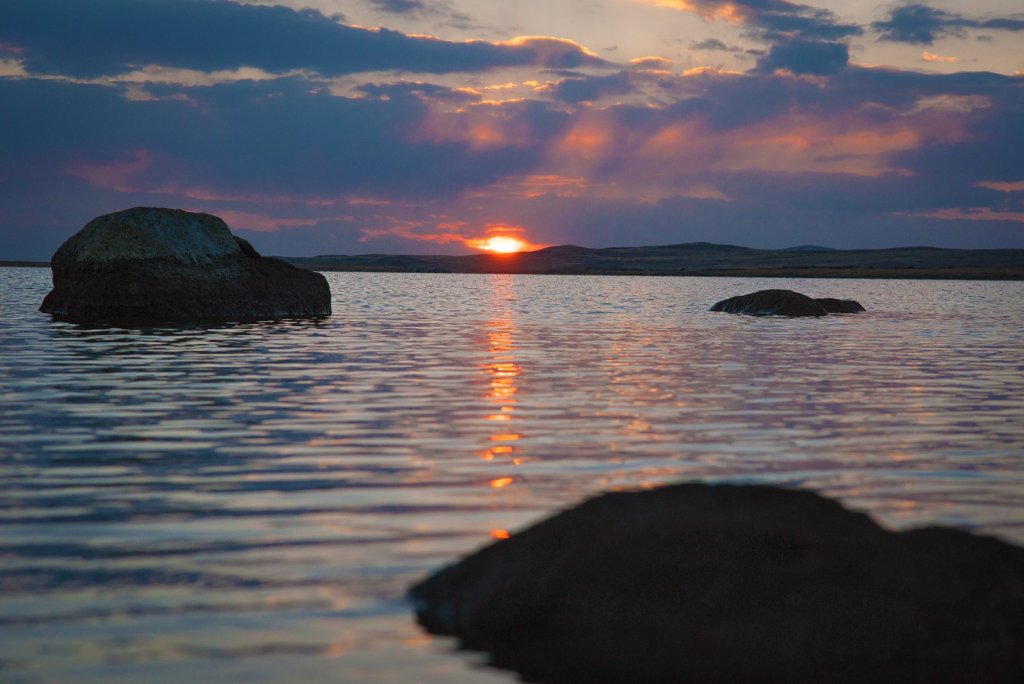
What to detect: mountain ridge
<box><xmin>282</xmin><ymin>242</ymin><xmax>1024</xmax><ymax>280</ymax></box>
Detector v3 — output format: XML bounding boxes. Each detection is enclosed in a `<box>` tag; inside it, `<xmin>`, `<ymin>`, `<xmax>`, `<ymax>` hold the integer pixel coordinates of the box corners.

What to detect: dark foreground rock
<box><xmin>710</xmin><ymin>289</ymin><xmax>864</xmax><ymax>316</ymax></box>
<box><xmin>39</xmin><ymin>207</ymin><xmax>330</xmax><ymax>322</ymax></box>
<box><xmin>409</xmin><ymin>483</ymin><xmax>1024</xmax><ymax>684</ymax></box>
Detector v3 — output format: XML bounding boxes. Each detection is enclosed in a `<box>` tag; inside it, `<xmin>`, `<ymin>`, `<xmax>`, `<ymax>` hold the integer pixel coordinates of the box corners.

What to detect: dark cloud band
<box><xmin>873</xmin><ymin>3</ymin><xmax>1024</xmax><ymax>45</ymax></box>
<box><xmin>0</xmin><ymin>0</ymin><xmax>606</xmax><ymax>77</ymax></box>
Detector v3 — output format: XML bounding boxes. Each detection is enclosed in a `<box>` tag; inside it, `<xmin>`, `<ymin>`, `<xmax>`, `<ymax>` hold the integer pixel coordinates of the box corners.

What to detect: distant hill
<box><xmin>780</xmin><ymin>245</ymin><xmax>838</xmax><ymax>252</ymax></box>
<box><xmin>283</xmin><ymin>242</ymin><xmax>1024</xmax><ymax>280</ymax></box>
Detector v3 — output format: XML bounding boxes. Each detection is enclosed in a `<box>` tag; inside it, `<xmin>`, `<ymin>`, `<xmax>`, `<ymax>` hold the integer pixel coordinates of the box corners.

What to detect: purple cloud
<box><xmin>0</xmin><ymin>0</ymin><xmax>607</xmax><ymax>77</ymax></box>
<box><xmin>873</xmin><ymin>4</ymin><xmax>1024</xmax><ymax>45</ymax></box>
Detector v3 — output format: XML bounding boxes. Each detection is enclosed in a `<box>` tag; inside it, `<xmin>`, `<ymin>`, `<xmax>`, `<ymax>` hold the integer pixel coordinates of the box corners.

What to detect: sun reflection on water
<box><xmin>478</xmin><ymin>276</ymin><xmax>526</xmax><ymax>473</ymax></box>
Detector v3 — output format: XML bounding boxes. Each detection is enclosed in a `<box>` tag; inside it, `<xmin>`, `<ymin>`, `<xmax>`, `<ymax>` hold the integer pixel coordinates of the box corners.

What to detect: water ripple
<box><xmin>1</xmin><ymin>268</ymin><xmax>1022</xmax><ymax>682</ymax></box>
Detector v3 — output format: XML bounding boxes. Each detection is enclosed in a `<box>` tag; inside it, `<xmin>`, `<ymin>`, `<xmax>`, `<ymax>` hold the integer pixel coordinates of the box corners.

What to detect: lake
<box><xmin>2</xmin><ymin>267</ymin><xmax>1023</xmax><ymax>682</ymax></box>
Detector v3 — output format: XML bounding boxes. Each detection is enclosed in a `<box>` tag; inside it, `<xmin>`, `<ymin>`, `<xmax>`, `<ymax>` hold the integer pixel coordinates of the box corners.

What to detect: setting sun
<box><xmin>464</xmin><ymin>223</ymin><xmax>546</xmax><ymax>254</ymax></box>
<box><xmin>477</xmin><ymin>236</ymin><xmax>527</xmax><ymax>253</ymax></box>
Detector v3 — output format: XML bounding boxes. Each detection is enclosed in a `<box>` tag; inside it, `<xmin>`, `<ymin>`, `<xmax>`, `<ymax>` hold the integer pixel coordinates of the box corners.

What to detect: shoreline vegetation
<box><xmin>7</xmin><ymin>242</ymin><xmax>1024</xmax><ymax>279</ymax></box>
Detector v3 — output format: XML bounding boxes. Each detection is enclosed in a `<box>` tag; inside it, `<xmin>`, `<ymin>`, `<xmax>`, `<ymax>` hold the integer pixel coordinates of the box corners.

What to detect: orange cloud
<box><xmin>681</xmin><ymin>66</ymin><xmax>743</xmax><ymax>77</ymax></box>
<box><xmin>358</xmin><ymin>221</ymin><xmax>547</xmax><ymax>252</ymax></box>
<box><xmin>907</xmin><ymin>208</ymin><xmax>1024</xmax><ymax>223</ymax></box>
<box><xmin>122</xmin><ymin>85</ymin><xmax>198</xmax><ymax>106</ymax></box>
<box><xmin>346</xmin><ymin>196</ymin><xmax>391</xmax><ymax>206</ymax></box>
<box><xmin>976</xmin><ymin>180</ymin><xmax>1024</xmax><ymax>192</ymax></box>
<box><xmin>0</xmin><ymin>58</ymin><xmax>27</xmax><ymax>77</ymax></box>
<box><xmin>429</xmin><ymin>67</ymin><xmax>984</xmax><ymax>211</ymax></box>
<box><xmin>419</xmin><ymin>101</ymin><xmax>535</xmax><ymax>151</ymax></box>
<box><xmin>360</xmin><ymin>222</ymin><xmax>469</xmax><ymax>246</ymax></box>
<box><xmin>648</xmin><ymin>1</ymin><xmax>745</xmax><ymax>24</ymax></box>
<box><xmin>921</xmin><ymin>52</ymin><xmax>958</xmax><ymax>64</ymax></box>
<box><xmin>629</xmin><ymin>56</ymin><xmax>673</xmax><ymax>72</ymax></box>
<box><xmin>713</xmin><ymin>120</ymin><xmax>923</xmax><ymax>176</ymax></box>
<box><xmin>64</xmin><ymin>154</ymin><xmax>349</xmax><ymax>209</ymax></box>
<box><xmin>554</xmin><ymin>114</ymin><xmax>617</xmax><ymax>163</ymax></box>
<box><xmin>519</xmin><ymin>174</ymin><xmax>591</xmax><ymax>198</ymax></box>
<box><xmin>630</xmin><ymin>99</ymin><xmax>972</xmax><ymax>178</ymax></box>
<box><xmin>560</xmin><ymin>126</ymin><xmax>609</xmax><ymax>152</ymax></box>
<box><xmin>463</xmin><ymin>174</ymin><xmax>597</xmax><ymax>203</ymax></box>
<box><xmin>497</xmin><ymin>36</ymin><xmax>601</xmax><ymax>59</ymax></box>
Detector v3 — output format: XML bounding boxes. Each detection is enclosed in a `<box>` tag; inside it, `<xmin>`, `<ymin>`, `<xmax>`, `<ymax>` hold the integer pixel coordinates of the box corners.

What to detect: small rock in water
<box><xmin>710</xmin><ymin>289</ymin><xmax>864</xmax><ymax>316</ymax></box>
<box><xmin>39</xmin><ymin>207</ymin><xmax>331</xmax><ymax>323</ymax></box>
<box><xmin>409</xmin><ymin>483</ymin><xmax>1024</xmax><ymax>684</ymax></box>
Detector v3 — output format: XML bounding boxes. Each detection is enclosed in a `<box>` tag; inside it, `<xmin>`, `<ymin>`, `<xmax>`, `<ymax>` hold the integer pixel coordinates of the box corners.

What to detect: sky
<box><xmin>1</xmin><ymin>0</ymin><xmax>1022</xmax><ymax>259</ymax></box>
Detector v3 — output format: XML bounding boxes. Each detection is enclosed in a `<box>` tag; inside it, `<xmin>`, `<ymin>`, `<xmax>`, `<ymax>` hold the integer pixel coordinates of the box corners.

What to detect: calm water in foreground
<box><xmin>2</xmin><ymin>267</ymin><xmax>1023</xmax><ymax>682</ymax></box>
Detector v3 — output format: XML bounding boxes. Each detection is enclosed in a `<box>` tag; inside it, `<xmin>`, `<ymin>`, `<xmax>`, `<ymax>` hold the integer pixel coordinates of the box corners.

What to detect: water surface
<box><xmin>2</xmin><ymin>267</ymin><xmax>1023</xmax><ymax>682</ymax></box>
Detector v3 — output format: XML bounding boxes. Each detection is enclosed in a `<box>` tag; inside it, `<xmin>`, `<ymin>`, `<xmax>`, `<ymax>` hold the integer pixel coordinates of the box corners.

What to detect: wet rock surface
<box><xmin>39</xmin><ymin>207</ymin><xmax>330</xmax><ymax>323</ymax></box>
<box><xmin>409</xmin><ymin>483</ymin><xmax>1024</xmax><ymax>684</ymax></box>
<box><xmin>710</xmin><ymin>289</ymin><xmax>864</xmax><ymax>316</ymax></box>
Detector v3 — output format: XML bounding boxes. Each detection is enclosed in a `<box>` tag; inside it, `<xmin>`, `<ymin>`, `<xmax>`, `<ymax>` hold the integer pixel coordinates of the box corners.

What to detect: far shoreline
<box><xmin>297</xmin><ymin>264</ymin><xmax>1024</xmax><ymax>280</ymax></box>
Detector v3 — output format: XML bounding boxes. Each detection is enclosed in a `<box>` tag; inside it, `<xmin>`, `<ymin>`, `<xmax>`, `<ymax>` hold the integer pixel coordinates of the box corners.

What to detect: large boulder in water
<box><xmin>710</xmin><ymin>289</ymin><xmax>864</xmax><ymax>316</ymax></box>
<box><xmin>409</xmin><ymin>483</ymin><xmax>1024</xmax><ymax>684</ymax></box>
<box><xmin>39</xmin><ymin>207</ymin><xmax>331</xmax><ymax>323</ymax></box>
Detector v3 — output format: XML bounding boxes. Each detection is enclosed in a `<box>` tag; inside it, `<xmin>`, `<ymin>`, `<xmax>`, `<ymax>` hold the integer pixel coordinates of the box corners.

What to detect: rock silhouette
<box><xmin>39</xmin><ymin>207</ymin><xmax>330</xmax><ymax>323</ymax></box>
<box><xmin>710</xmin><ymin>289</ymin><xmax>864</xmax><ymax>316</ymax></box>
<box><xmin>816</xmin><ymin>296</ymin><xmax>867</xmax><ymax>313</ymax></box>
<box><xmin>409</xmin><ymin>483</ymin><xmax>1024</xmax><ymax>684</ymax></box>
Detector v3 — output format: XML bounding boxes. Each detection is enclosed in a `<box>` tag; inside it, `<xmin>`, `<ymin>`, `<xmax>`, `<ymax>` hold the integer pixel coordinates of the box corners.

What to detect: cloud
<box><xmin>63</xmin><ymin>149</ymin><xmax>155</xmax><ymax>192</ymax></box>
<box><xmin>908</xmin><ymin>207</ymin><xmax>1024</xmax><ymax>223</ymax></box>
<box><xmin>907</xmin><ymin>94</ymin><xmax>990</xmax><ymax>114</ymax></box>
<box><xmin>976</xmin><ymin>180</ymin><xmax>1024</xmax><ymax>193</ymax></box>
<box><xmin>651</xmin><ymin>0</ymin><xmax>861</xmax><ymax>41</ymax></box>
<box><xmin>0</xmin><ymin>76</ymin><xmax>556</xmax><ymax>213</ymax></box>
<box><xmin>629</xmin><ymin>56</ymin><xmax>673</xmax><ymax>70</ymax></box>
<box><xmin>0</xmin><ymin>0</ymin><xmax>607</xmax><ymax>78</ymax></box>
<box><xmin>2</xmin><ymin>10</ymin><xmax>1023</xmax><ymax>260</ymax></box>
<box><xmin>691</xmin><ymin>38</ymin><xmax>738</xmax><ymax>52</ymax></box>
<box><xmin>360</xmin><ymin>220</ymin><xmax>549</xmax><ymax>253</ymax></box>
<box><xmin>365</xmin><ymin>0</ymin><xmax>425</xmax><ymax>13</ymax></box>
<box><xmin>872</xmin><ymin>4</ymin><xmax>1024</xmax><ymax>45</ymax></box>
<box><xmin>362</xmin><ymin>0</ymin><xmax>474</xmax><ymax>26</ymax></box>
<box><xmin>648</xmin><ymin>0</ymin><xmax>861</xmax><ymax>74</ymax></box>
<box><xmin>548</xmin><ymin>71</ymin><xmax>635</xmax><ymax>103</ymax></box>
<box><xmin>497</xmin><ymin>36</ymin><xmax>605</xmax><ymax>69</ymax></box>
<box><xmin>758</xmin><ymin>40</ymin><xmax>849</xmax><ymax>75</ymax></box>
<box><xmin>920</xmin><ymin>51</ymin><xmax>957</xmax><ymax>64</ymax></box>
<box><xmin>356</xmin><ymin>80</ymin><xmax>480</xmax><ymax>103</ymax></box>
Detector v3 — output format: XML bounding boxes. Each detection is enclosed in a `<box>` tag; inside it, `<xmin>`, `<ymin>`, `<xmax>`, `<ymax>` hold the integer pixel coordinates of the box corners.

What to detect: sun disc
<box><xmin>483</xmin><ymin>236</ymin><xmax>526</xmax><ymax>253</ymax></box>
